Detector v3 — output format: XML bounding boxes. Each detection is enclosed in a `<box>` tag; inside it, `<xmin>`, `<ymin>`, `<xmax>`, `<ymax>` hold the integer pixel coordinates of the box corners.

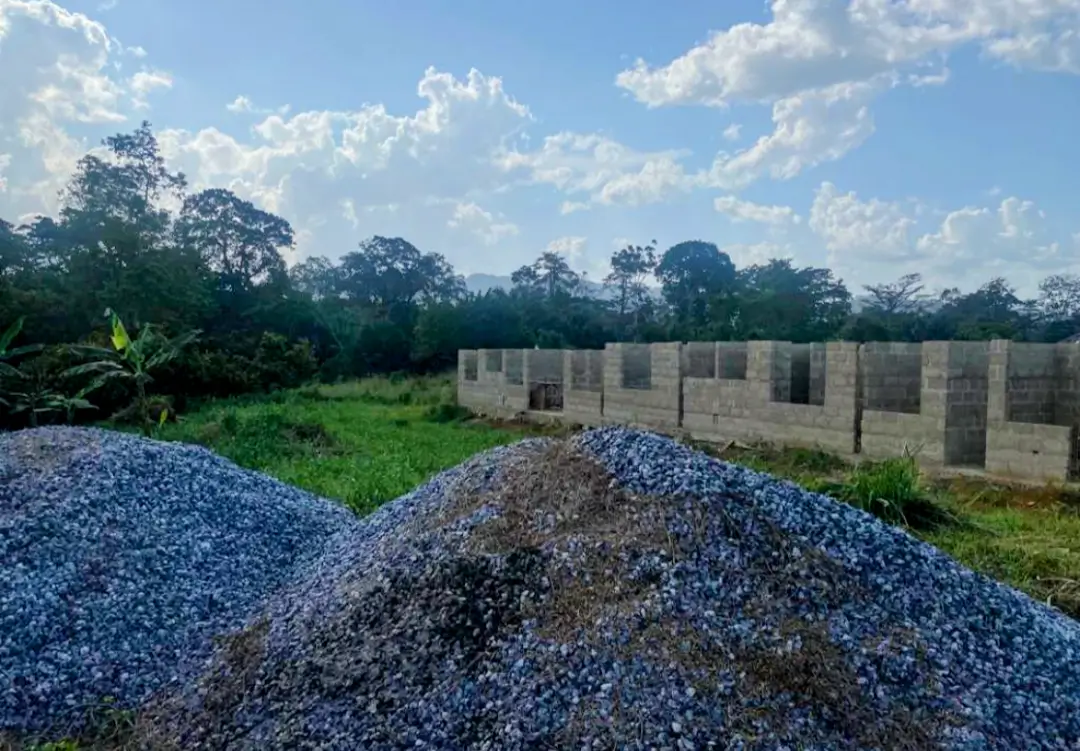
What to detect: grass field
<box><xmin>157</xmin><ymin>374</ymin><xmax>1080</xmax><ymax>620</ymax></box>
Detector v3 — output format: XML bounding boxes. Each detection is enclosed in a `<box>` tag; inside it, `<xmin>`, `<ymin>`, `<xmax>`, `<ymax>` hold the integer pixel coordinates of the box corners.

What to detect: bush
<box><xmin>817</xmin><ymin>455</ymin><xmax>956</xmax><ymax>531</ymax></box>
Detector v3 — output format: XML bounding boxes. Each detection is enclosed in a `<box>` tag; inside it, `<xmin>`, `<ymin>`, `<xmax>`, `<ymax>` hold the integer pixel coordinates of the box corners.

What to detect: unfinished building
<box><xmin>602</xmin><ymin>343</ymin><xmax>682</xmax><ymax>431</ymax></box>
<box><xmin>985</xmin><ymin>341</ymin><xmax>1080</xmax><ymax>481</ymax></box>
<box><xmin>457</xmin><ymin>339</ymin><xmax>1079</xmax><ymax>483</ymax></box>
<box><xmin>858</xmin><ymin>342</ymin><xmax>990</xmax><ymax>469</ymax></box>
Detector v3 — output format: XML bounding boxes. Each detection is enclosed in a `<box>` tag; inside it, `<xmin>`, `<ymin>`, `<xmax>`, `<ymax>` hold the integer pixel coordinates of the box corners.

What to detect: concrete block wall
<box><xmin>861</xmin><ymin>342</ymin><xmax>922</xmax><ymax>414</ymax></box>
<box><xmin>564</xmin><ymin>349</ymin><xmax>604</xmax><ymax>425</ymax></box>
<box><xmin>525</xmin><ymin>349</ymin><xmax>565</xmax><ymax>412</ymax></box>
<box><xmin>860</xmin><ymin>341</ymin><xmax>990</xmax><ymax>468</ymax></box>
<box><xmin>455</xmin><ymin>348</ymin><xmax>529</xmax><ymax>418</ymax></box>
<box><xmin>681</xmin><ymin>341</ymin><xmax>857</xmax><ymax>455</ymax></box>
<box><xmin>457</xmin><ymin>350</ymin><xmax>488</xmax><ymax>411</ymax></box>
<box><xmin>455</xmin><ymin>338</ymin><xmax>1077</xmax><ymax>483</ymax></box>
<box><xmin>603</xmin><ymin>342</ymin><xmax>682</xmax><ymax>430</ymax></box>
<box><xmin>986</xmin><ymin>340</ymin><xmax>1079</xmax><ymax>481</ymax></box>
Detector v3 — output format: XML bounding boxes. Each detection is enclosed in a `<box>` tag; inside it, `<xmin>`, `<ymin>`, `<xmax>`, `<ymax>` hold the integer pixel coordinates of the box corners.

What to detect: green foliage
<box><xmin>2</xmin><ymin>121</ymin><xmax>1079</xmax><ymax>429</ymax></box>
<box><xmin>817</xmin><ymin>455</ymin><xmax>956</xmax><ymax>531</ymax></box>
<box><xmin>66</xmin><ymin>309</ymin><xmax>199</xmax><ymax>436</ymax></box>
<box><xmin>157</xmin><ymin>377</ymin><xmax>511</xmax><ymax>514</ymax></box>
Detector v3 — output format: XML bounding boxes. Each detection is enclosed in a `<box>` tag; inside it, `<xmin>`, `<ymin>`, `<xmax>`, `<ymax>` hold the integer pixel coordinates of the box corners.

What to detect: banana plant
<box><xmin>5</xmin><ymin>360</ymin><xmax>97</xmax><ymax>427</ymax></box>
<box><xmin>0</xmin><ymin>316</ymin><xmax>44</xmax><ymax>408</ymax></box>
<box><xmin>67</xmin><ymin>309</ymin><xmax>200</xmax><ymax>436</ymax></box>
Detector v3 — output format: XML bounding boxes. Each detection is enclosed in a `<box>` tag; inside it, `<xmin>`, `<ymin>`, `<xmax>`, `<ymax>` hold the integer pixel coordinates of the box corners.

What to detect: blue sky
<box><xmin>2</xmin><ymin>0</ymin><xmax>1079</xmax><ymax>296</ymax></box>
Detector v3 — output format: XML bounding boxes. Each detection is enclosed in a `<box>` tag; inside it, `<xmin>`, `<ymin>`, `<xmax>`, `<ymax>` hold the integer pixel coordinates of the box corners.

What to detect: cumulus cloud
<box><xmin>616</xmin><ymin>0</ymin><xmax>1080</xmax><ymax>108</ymax></box>
<box><xmin>714</xmin><ymin>195</ymin><xmax>800</xmax><ymax>226</ymax></box>
<box><xmin>129</xmin><ymin>69</ymin><xmax>172</xmax><ymax>108</ymax></box>
<box><xmin>723</xmin><ymin>241</ymin><xmax>792</xmax><ymax>268</ymax></box>
<box><xmin>810</xmin><ymin>182</ymin><xmax>916</xmax><ymax>261</ymax></box>
<box><xmin>226</xmin><ymin>95</ymin><xmax>291</xmax><ymax>117</ymax></box>
<box><xmin>547</xmin><ymin>235</ymin><xmax>587</xmax><ymax>260</ymax></box>
<box><xmin>615</xmin><ymin>0</ymin><xmax>1080</xmax><ymax>190</ymax></box>
<box><xmin>447</xmin><ymin>200</ymin><xmax>519</xmax><ymax>245</ymax></box>
<box><xmin>809</xmin><ymin>181</ymin><xmax>1079</xmax><ymax>291</ymax></box>
<box><xmin>497</xmin><ymin>132</ymin><xmax>695</xmax><ymax>209</ymax></box>
<box><xmin>722</xmin><ymin>123</ymin><xmax>742</xmax><ymax>142</ymax></box>
<box><xmin>705</xmin><ymin>79</ymin><xmax>879</xmax><ymax>190</ymax></box>
<box><xmin>0</xmin><ymin>0</ymin><xmax>177</xmax><ymax>214</ymax></box>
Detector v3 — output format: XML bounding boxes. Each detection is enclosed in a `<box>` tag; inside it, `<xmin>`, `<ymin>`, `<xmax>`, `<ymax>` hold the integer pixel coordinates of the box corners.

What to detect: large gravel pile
<box><xmin>131</xmin><ymin>427</ymin><xmax>1080</xmax><ymax>750</ymax></box>
<box><xmin>0</xmin><ymin>427</ymin><xmax>359</xmax><ymax>735</ymax></box>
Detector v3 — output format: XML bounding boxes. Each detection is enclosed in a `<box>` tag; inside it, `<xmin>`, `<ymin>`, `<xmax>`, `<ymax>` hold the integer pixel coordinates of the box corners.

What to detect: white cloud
<box><xmin>0</xmin><ymin>153</ymin><xmax>10</xmax><ymax>192</ymax></box>
<box><xmin>614</xmin><ymin>0</ymin><xmax>1080</xmax><ymax>190</ymax></box>
<box><xmin>810</xmin><ymin>181</ymin><xmax>1078</xmax><ymax>290</ymax></box>
<box><xmin>706</xmin><ymin>79</ymin><xmax>879</xmax><ymax>190</ymax></box>
<box><xmin>714</xmin><ymin>195</ymin><xmax>800</xmax><ymax>226</ymax></box>
<box><xmin>447</xmin><ymin>200</ymin><xmax>519</xmax><ymax>245</ymax></box>
<box><xmin>724</xmin><ymin>241</ymin><xmax>792</xmax><ymax>267</ymax></box>
<box><xmin>547</xmin><ymin>235</ymin><xmax>587</xmax><ymax>260</ymax></box>
<box><xmin>129</xmin><ymin>68</ymin><xmax>172</xmax><ymax>108</ymax></box>
<box><xmin>722</xmin><ymin>123</ymin><xmax>742</xmax><ymax>141</ymax></box>
<box><xmin>810</xmin><ymin>182</ymin><xmax>916</xmax><ymax>261</ymax></box>
<box><xmin>226</xmin><ymin>95</ymin><xmax>291</xmax><ymax>116</ymax></box>
<box><xmin>226</xmin><ymin>95</ymin><xmax>255</xmax><ymax>113</ymax></box>
<box><xmin>0</xmin><ymin>0</ymin><xmax>184</xmax><ymax>215</ymax></box>
<box><xmin>616</xmin><ymin>0</ymin><xmax>1080</xmax><ymax>108</ymax></box>
<box><xmin>497</xmin><ymin>132</ymin><xmax>695</xmax><ymax>209</ymax></box>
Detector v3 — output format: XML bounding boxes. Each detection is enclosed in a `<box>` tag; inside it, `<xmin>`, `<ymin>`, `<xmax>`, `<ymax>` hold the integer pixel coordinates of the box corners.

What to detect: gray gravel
<box><xmin>133</xmin><ymin>426</ymin><xmax>1080</xmax><ymax>750</ymax></box>
<box><xmin>5</xmin><ymin>425</ymin><xmax>1080</xmax><ymax>748</ymax></box>
<box><xmin>0</xmin><ymin>427</ymin><xmax>359</xmax><ymax>735</ymax></box>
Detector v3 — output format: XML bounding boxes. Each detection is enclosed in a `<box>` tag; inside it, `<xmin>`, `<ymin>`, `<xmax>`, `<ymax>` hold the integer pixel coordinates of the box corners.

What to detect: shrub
<box><xmin>818</xmin><ymin>455</ymin><xmax>956</xmax><ymax>531</ymax></box>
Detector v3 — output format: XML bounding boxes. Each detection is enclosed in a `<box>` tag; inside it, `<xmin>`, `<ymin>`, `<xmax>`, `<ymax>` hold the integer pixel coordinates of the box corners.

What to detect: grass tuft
<box><xmin>816</xmin><ymin>455</ymin><xmax>957</xmax><ymax>531</ymax></box>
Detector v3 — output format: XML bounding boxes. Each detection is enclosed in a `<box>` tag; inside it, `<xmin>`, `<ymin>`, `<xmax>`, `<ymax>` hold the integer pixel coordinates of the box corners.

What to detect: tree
<box><xmin>512</xmin><ymin>251</ymin><xmax>581</xmax><ymax>299</ymax></box>
<box><xmin>863</xmin><ymin>273</ymin><xmax>926</xmax><ymax>315</ymax></box>
<box><xmin>733</xmin><ymin>260</ymin><xmax>852</xmax><ymax>342</ymax></box>
<box><xmin>1037</xmin><ymin>274</ymin><xmax>1080</xmax><ymax>322</ymax></box>
<box><xmin>61</xmin><ymin>120</ymin><xmax>185</xmax><ymax>244</ymax></box>
<box><xmin>604</xmin><ymin>242</ymin><xmax>656</xmax><ymax>339</ymax></box>
<box><xmin>176</xmin><ymin>188</ymin><xmax>292</xmax><ymax>293</ymax></box>
<box><xmin>290</xmin><ymin>256</ymin><xmax>340</xmax><ymax>301</ymax></box>
<box><xmin>337</xmin><ymin>236</ymin><xmax>464</xmax><ymax>316</ymax></box>
<box><xmin>656</xmin><ymin>241</ymin><xmax>735</xmax><ymax>330</ymax></box>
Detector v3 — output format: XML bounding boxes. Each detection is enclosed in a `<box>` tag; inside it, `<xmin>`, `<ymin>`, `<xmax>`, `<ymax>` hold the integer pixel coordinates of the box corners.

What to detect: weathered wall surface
<box><xmin>457</xmin><ymin>338</ymin><xmax>1080</xmax><ymax>482</ymax></box>
<box><xmin>564</xmin><ymin>349</ymin><xmax>604</xmax><ymax>425</ymax></box>
<box><xmin>603</xmin><ymin>342</ymin><xmax>682</xmax><ymax>430</ymax></box>
<box><xmin>986</xmin><ymin>340</ymin><xmax>1078</xmax><ymax>480</ymax></box>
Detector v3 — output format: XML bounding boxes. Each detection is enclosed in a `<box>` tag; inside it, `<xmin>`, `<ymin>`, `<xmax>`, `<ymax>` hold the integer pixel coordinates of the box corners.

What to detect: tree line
<box><xmin>1</xmin><ymin>122</ymin><xmax>1077</xmax><ymax>428</ymax></box>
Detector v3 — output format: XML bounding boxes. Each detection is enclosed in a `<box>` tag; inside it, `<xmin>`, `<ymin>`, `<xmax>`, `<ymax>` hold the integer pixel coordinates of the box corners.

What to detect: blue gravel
<box><xmin>138</xmin><ymin>427</ymin><xmax>1080</xmax><ymax>750</ymax></box>
<box><xmin>0</xmin><ymin>427</ymin><xmax>359</xmax><ymax>734</ymax></box>
<box><xmin>6</xmin><ymin>426</ymin><xmax>1080</xmax><ymax>748</ymax></box>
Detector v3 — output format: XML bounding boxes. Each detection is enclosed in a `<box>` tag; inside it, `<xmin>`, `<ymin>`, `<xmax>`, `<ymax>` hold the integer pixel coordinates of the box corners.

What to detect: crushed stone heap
<box><xmin>131</xmin><ymin>427</ymin><xmax>1080</xmax><ymax>750</ymax></box>
<box><xmin>0</xmin><ymin>427</ymin><xmax>360</xmax><ymax>735</ymax></box>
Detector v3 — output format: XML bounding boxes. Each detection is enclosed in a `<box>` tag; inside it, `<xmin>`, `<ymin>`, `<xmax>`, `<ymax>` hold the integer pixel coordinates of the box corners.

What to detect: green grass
<box><xmin>157</xmin><ymin>376</ymin><xmax>1079</xmax><ymax>619</ymax></box>
<box><xmin>699</xmin><ymin>440</ymin><xmax>1080</xmax><ymax>619</ymax></box>
<box><xmin>155</xmin><ymin>375</ymin><xmax>517</xmax><ymax>514</ymax></box>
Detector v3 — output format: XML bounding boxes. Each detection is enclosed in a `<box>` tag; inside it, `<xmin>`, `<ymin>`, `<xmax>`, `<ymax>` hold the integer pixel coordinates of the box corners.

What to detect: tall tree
<box><xmin>863</xmin><ymin>273</ymin><xmax>926</xmax><ymax>315</ymax></box>
<box><xmin>734</xmin><ymin>260</ymin><xmax>851</xmax><ymax>342</ymax></box>
<box><xmin>655</xmin><ymin>241</ymin><xmax>735</xmax><ymax>330</ymax></box>
<box><xmin>512</xmin><ymin>251</ymin><xmax>581</xmax><ymax>299</ymax></box>
<box><xmin>604</xmin><ymin>241</ymin><xmax>656</xmax><ymax>338</ymax></box>
<box><xmin>61</xmin><ymin>120</ymin><xmax>186</xmax><ymax>244</ymax></box>
<box><xmin>175</xmin><ymin>188</ymin><xmax>292</xmax><ymax>293</ymax></box>
<box><xmin>337</xmin><ymin>236</ymin><xmax>464</xmax><ymax>315</ymax></box>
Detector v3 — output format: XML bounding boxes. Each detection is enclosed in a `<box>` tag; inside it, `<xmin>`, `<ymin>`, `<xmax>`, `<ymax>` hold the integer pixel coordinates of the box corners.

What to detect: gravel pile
<box><xmin>0</xmin><ymin>427</ymin><xmax>359</xmax><ymax>735</ymax></box>
<box><xmin>133</xmin><ymin>426</ymin><xmax>1080</xmax><ymax>750</ymax></box>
